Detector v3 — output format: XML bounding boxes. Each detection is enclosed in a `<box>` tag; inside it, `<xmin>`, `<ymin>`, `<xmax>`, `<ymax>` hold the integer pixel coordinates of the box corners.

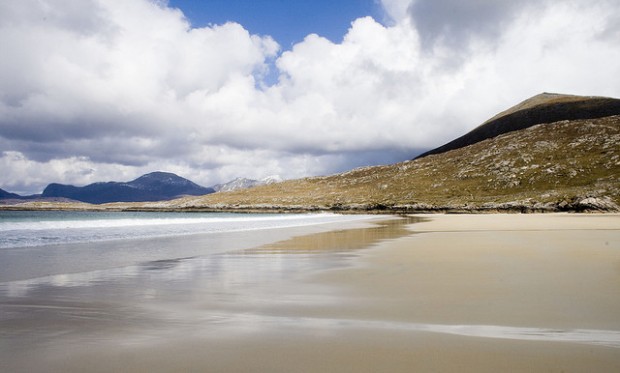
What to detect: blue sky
<box><xmin>168</xmin><ymin>0</ymin><xmax>383</xmax><ymax>49</ymax></box>
<box><xmin>1</xmin><ymin>0</ymin><xmax>619</xmax><ymax>194</ymax></box>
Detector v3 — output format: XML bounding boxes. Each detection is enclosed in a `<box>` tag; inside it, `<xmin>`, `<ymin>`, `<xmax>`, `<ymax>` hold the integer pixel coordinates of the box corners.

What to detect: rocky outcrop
<box><xmin>565</xmin><ymin>196</ymin><xmax>620</xmax><ymax>212</ymax></box>
<box><xmin>120</xmin><ymin>197</ymin><xmax>620</xmax><ymax>214</ymax></box>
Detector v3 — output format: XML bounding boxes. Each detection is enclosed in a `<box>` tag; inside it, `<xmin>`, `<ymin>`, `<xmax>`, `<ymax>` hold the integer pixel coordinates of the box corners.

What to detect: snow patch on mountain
<box><xmin>213</xmin><ymin>175</ymin><xmax>282</xmax><ymax>193</ymax></box>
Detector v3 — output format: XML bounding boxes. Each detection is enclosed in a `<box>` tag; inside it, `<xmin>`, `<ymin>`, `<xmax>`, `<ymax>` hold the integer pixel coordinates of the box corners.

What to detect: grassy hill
<box><xmin>7</xmin><ymin>93</ymin><xmax>620</xmax><ymax>213</ymax></box>
<box><xmin>415</xmin><ymin>92</ymin><xmax>620</xmax><ymax>159</ymax></box>
<box><xmin>134</xmin><ymin>94</ymin><xmax>620</xmax><ymax>213</ymax></box>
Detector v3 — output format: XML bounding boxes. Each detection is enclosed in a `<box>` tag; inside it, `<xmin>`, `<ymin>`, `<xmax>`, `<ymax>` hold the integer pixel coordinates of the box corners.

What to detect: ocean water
<box><xmin>0</xmin><ymin>210</ymin><xmax>374</xmax><ymax>282</ymax></box>
<box><xmin>0</xmin><ymin>210</ymin><xmax>370</xmax><ymax>249</ymax></box>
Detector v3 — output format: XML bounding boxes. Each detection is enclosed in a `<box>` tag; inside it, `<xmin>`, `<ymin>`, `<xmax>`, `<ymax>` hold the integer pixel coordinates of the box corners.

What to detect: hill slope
<box><xmin>10</xmin><ymin>94</ymin><xmax>619</xmax><ymax>213</ymax></box>
<box><xmin>42</xmin><ymin>172</ymin><xmax>214</xmax><ymax>204</ymax></box>
<box><xmin>141</xmin><ymin>98</ymin><xmax>620</xmax><ymax>213</ymax></box>
<box><xmin>415</xmin><ymin>93</ymin><xmax>620</xmax><ymax>159</ymax></box>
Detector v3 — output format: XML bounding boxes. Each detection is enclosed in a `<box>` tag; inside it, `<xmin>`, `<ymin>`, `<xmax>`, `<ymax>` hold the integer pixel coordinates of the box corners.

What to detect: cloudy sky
<box><xmin>1</xmin><ymin>0</ymin><xmax>619</xmax><ymax>194</ymax></box>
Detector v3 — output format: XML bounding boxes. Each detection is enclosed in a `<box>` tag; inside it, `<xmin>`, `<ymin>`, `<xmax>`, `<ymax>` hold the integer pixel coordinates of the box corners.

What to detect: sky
<box><xmin>1</xmin><ymin>0</ymin><xmax>619</xmax><ymax>194</ymax></box>
<box><xmin>168</xmin><ymin>0</ymin><xmax>384</xmax><ymax>49</ymax></box>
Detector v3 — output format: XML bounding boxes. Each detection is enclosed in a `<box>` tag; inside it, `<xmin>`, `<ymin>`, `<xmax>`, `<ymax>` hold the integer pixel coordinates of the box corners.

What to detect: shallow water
<box><xmin>0</xmin><ymin>211</ymin><xmax>375</xmax><ymax>282</ymax></box>
<box><xmin>0</xmin><ymin>210</ymin><xmax>370</xmax><ymax>249</ymax></box>
<box><xmin>0</xmin><ymin>215</ymin><xmax>417</xmax><ymax>369</ymax></box>
<box><xmin>1</xmin><ymin>214</ymin><xmax>620</xmax><ymax>372</ymax></box>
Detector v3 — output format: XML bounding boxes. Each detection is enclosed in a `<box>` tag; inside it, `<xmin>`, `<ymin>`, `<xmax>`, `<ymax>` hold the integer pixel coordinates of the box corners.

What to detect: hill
<box><xmin>41</xmin><ymin>172</ymin><xmax>214</xmax><ymax>204</ymax></box>
<box><xmin>415</xmin><ymin>93</ymin><xmax>620</xmax><ymax>159</ymax></box>
<box><xmin>0</xmin><ymin>188</ymin><xmax>22</xmax><ymax>199</ymax></box>
<box><xmin>1</xmin><ymin>186</ymin><xmax>84</xmax><ymax>205</ymax></box>
<box><xmin>6</xmin><ymin>94</ymin><xmax>619</xmax><ymax>213</ymax></box>
<box><xmin>136</xmin><ymin>94</ymin><xmax>620</xmax><ymax>213</ymax></box>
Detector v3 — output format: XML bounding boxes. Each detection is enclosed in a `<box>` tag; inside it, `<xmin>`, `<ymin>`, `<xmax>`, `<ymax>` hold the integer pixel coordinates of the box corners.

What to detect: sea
<box><xmin>0</xmin><ymin>210</ymin><xmax>374</xmax><ymax>283</ymax></box>
<box><xmin>0</xmin><ymin>210</ymin><xmax>373</xmax><ymax>249</ymax></box>
<box><xmin>0</xmin><ymin>209</ymin><xmax>383</xmax><ymax>370</ymax></box>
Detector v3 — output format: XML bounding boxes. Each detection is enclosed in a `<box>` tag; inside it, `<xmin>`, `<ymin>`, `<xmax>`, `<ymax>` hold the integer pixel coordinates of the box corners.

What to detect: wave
<box><xmin>0</xmin><ymin>212</ymin><xmax>370</xmax><ymax>249</ymax></box>
<box><xmin>0</xmin><ymin>213</ymin><xmax>339</xmax><ymax>232</ymax></box>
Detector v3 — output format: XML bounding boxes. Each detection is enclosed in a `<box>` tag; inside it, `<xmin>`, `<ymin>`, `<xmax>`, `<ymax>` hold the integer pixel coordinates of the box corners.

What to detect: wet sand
<box><xmin>2</xmin><ymin>214</ymin><xmax>620</xmax><ymax>372</ymax></box>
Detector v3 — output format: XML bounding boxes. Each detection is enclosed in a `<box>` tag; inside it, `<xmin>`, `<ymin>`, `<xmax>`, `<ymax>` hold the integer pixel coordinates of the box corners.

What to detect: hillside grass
<box><xmin>158</xmin><ymin>115</ymin><xmax>619</xmax><ymax>211</ymax></box>
<box><xmin>7</xmin><ymin>115</ymin><xmax>618</xmax><ymax>213</ymax></box>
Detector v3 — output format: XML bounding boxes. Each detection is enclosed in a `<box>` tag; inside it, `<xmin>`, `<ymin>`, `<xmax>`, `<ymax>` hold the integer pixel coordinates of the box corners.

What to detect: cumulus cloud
<box><xmin>1</xmin><ymin>0</ymin><xmax>619</xmax><ymax>194</ymax></box>
<box><xmin>408</xmin><ymin>0</ymin><xmax>540</xmax><ymax>48</ymax></box>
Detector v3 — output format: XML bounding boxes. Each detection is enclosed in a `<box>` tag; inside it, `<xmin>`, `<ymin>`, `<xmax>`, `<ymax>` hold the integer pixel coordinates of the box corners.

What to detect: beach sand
<box><xmin>2</xmin><ymin>214</ymin><xmax>619</xmax><ymax>372</ymax></box>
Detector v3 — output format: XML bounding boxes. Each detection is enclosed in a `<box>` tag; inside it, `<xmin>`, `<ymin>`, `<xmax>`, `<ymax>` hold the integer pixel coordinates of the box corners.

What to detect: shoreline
<box><xmin>2</xmin><ymin>195</ymin><xmax>619</xmax><ymax>214</ymax></box>
<box><xmin>0</xmin><ymin>213</ymin><xmax>384</xmax><ymax>283</ymax></box>
<box><xmin>0</xmin><ymin>206</ymin><xmax>617</xmax><ymax>214</ymax></box>
<box><xmin>1</xmin><ymin>213</ymin><xmax>619</xmax><ymax>372</ymax></box>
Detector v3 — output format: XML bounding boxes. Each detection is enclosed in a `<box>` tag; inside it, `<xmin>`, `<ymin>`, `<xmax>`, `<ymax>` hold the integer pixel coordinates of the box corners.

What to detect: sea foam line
<box><xmin>227</xmin><ymin>314</ymin><xmax>620</xmax><ymax>349</ymax></box>
<box><xmin>0</xmin><ymin>213</ymin><xmax>374</xmax><ymax>249</ymax></box>
<box><xmin>0</xmin><ymin>213</ymin><xmax>346</xmax><ymax>231</ymax></box>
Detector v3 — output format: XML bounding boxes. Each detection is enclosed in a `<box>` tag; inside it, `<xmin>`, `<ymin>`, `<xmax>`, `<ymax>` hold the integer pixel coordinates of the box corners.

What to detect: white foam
<box><xmin>0</xmin><ymin>213</ymin><xmax>340</xmax><ymax>231</ymax></box>
<box><xmin>0</xmin><ymin>212</ymin><xmax>371</xmax><ymax>249</ymax></box>
<box><xmin>227</xmin><ymin>314</ymin><xmax>620</xmax><ymax>349</ymax></box>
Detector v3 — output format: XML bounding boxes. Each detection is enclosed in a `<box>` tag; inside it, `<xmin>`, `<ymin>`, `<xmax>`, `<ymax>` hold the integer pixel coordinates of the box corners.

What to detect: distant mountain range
<box><xmin>0</xmin><ymin>188</ymin><xmax>22</xmax><ymax>199</ymax></box>
<box><xmin>0</xmin><ymin>188</ymin><xmax>76</xmax><ymax>204</ymax></box>
<box><xmin>213</xmin><ymin>175</ymin><xmax>283</xmax><ymax>193</ymax></box>
<box><xmin>1</xmin><ymin>172</ymin><xmax>284</xmax><ymax>205</ymax></box>
<box><xmin>0</xmin><ymin>188</ymin><xmax>70</xmax><ymax>202</ymax></box>
<box><xmin>39</xmin><ymin>172</ymin><xmax>215</xmax><ymax>204</ymax></box>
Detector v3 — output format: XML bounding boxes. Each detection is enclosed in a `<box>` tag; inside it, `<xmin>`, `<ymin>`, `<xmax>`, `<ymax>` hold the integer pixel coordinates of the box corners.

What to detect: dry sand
<box><xmin>2</xmin><ymin>213</ymin><xmax>619</xmax><ymax>372</ymax></box>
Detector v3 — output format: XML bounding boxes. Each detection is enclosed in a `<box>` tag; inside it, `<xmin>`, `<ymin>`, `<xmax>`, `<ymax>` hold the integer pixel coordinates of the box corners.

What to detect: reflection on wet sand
<box><xmin>2</xmin><ymin>214</ymin><xmax>620</xmax><ymax>373</ymax></box>
<box><xmin>1</xmin><ymin>215</ymin><xmax>418</xmax><ymax>372</ymax></box>
<box><xmin>244</xmin><ymin>215</ymin><xmax>424</xmax><ymax>254</ymax></box>
<box><xmin>0</xmin><ymin>216</ymin><xmax>418</xmax><ymax>299</ymax></box>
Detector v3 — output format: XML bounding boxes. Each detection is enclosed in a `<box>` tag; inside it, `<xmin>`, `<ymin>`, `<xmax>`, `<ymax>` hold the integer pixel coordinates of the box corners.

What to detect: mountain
<box><xmin>259</xmin><ymin>175</ymin><xmax>283</xmax><ymax>184</ymax></box>
<box><xmin>42</xmin><ymin>172</ymin><xmax>214</xmax><ymax>204</ymax></box>
<box><xmin>0</xmin><ymin>188</ymin><xmax>22</xmax><ymax>199</ymax></box>
<box><xmin>140</xmin><ymin>93</ymin><xmax>620</xmax><ymax>212</ymax></box>
<box><xmin>0</xmin><ymin>188</ymin><xmax>77</xmax><ymax>205</ymax></box>
<box><xmin>212</xmin><ymin>175</ymin><xmax>283</xmax><ymax>192</ymax></box>
<box><xmin>6</xmin><ymin>94</ymin><xmax>619</xmax><ymax>213</ymax></box>
<box><xmin>415</xmin><ymin>93</ymin><xmax>620</xmax><ymax>159</ymax></box>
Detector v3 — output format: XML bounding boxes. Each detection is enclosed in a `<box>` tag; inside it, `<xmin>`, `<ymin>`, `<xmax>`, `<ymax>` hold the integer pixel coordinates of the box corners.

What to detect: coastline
<box><xmin>1</xmin><ymin>213</ymin><xmax>619</xmax><ymax>372</ymax></box>
<box><xmin>2</xmin><ymin>194</ymin><xmax>619</xmax><ymax>214</ymax></box>
<box><xmin>0</xmin><ymin>212</ymin><xmax>383</xmax><ymax>283</ymax></box>
<box><xmin>1</xmin><ymin>203</ymin><xmax>618</xmax><ymax>214</ymax></box>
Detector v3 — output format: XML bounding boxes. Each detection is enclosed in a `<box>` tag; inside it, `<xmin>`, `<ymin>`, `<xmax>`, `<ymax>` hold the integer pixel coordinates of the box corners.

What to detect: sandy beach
<box><xmin>1</xmin><ymin>213</ymin><xmax>619</xmax><ymax>372</ymax></box>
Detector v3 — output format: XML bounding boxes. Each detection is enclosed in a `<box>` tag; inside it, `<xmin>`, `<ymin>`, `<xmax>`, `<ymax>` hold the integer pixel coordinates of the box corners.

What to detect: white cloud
<box><xmin>1</xmin><ymin>0</ymin><xmax>619</xmax><ymax>194</ymax></box>
<box><xmin>379</xmin><ymin>0</ymin><xmax>413</xmax><ymax>24</ymax></box>
<box><xmin>0</xmin><ymin>151</ymin><xmax>130</xmax><ymax>195</ymax></box>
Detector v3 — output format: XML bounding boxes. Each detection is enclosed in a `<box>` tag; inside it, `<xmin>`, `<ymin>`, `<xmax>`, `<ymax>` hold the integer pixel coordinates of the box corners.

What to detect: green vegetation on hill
<box><xmin>6</xmin><ymin>94</ymin><xmax>620</xmax><ymax>213</ymax></box>
<box><xmin>165</xmin><ymin>117</ymin><xmax>618</xmax><ymax>212</ymax></box>
<box><xmin>415</xmin><ymin>93</ymin><xmax>620</xmax><ymax>159</ymax></box>
<box><xmin>151</xmin><ymin>94</ymin><xmax>620</xmax><ymax>213</ymax></box>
